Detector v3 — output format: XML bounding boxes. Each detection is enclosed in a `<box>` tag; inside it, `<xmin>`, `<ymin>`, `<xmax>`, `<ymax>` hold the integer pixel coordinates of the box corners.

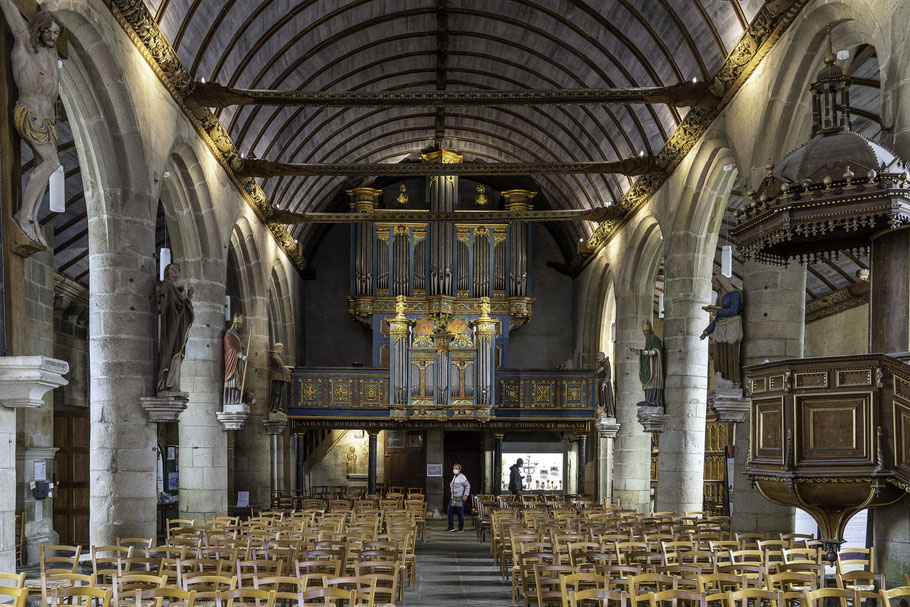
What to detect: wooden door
<box><xmin>384</xmin><ymin>430</ymin><xmax>426</xmax><ymax>491</ymax></box>
<box><xmin>443</xmin><ymin>431</ymin><xmax>482</xmax><ymax>511</ymax></box>
<box><xmin>53</xmin><ymin>409</ymin><xmax>90</xmax><ymax>546</ymax></box>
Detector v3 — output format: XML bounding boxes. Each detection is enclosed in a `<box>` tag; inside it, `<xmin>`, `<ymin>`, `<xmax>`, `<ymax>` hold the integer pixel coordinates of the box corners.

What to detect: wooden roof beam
<box><xmin>188</xmin><ymin>80</ymin><xmax>717</xmax><ymax>110</ymax></box>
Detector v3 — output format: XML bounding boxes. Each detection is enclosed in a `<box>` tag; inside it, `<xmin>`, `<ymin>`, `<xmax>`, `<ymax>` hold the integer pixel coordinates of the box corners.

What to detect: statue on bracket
<box><xmin>0</xmin><ymin>0</ymin><xmax>63</xmax><ymax>250</ymax></box>
<box><xmin>594</xmin><ymin>352</ymin><xmax>615</xmax><ymax>418</ymax></box>
<box><xmin>269</xmin><ymin>342</ymin><xmax>291</xmax><ymax>412</ymax></box>
<box><xmin>630</xmin><ymin>320</ymin><xmax>665</xmax><ymax>408</ymax></box>
<box><xmin>156</xmin><ymin>263</ymin><xmax>194</xmax><ymax>393</ymax></box>
<box><xmin>223</xmin><ymin>314</ymin><xmax>248</xmax><ymax>406</ymax></box>
<box><xmin>700</xmin><ymin>275</ymin><xmax>744</xmax><ymax>386</ymax></box>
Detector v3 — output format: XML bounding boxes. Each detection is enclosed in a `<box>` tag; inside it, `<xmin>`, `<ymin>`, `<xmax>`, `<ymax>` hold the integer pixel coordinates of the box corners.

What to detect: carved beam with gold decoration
<box><xmin>268</xmin><ymin>206</ymin><xmax>619</xmax><ymax>225</ymax></box>
<box><xmin>188</xmin><ymin>81</ymin><xmax>716</xmax><ymax>109</ymax></box>
<box><xmin>237</xmin><ymin>156</ymin><xmax>662</xmax><ymax>179</ymax></box>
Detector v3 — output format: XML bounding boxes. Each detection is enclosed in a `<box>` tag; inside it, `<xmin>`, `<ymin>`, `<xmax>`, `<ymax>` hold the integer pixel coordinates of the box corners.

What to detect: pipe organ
<box><xmin>345</xmin><ymin>149</ymin><xmax>538</xmax><ymax>421</ymax></box>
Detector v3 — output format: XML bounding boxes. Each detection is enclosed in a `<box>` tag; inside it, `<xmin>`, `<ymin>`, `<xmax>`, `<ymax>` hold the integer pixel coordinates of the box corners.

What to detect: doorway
<box><xmin>443</xmin><ymin>431</ymin><xmax>482</xmax><ymax>512</ymax></box>
<box><xmin>384</xmin><ymin>430</ymin><xmax>426</xmax><ymax>492</ymax></box>
<box><xmin>53</xmin><ymin>408</ymin><xmax>90</xmax><ymax>546</ymax></box>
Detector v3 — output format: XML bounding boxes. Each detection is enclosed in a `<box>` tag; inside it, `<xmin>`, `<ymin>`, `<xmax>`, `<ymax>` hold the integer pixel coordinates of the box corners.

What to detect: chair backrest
<box><xmin>324</xmin><ymin>576</ymin><xmax>377</xmax><ymax>606</ymax></box>
<box><xmin>214</xmin><ymin>588</ymin><xmax>277</xmax><ymax>607</ymax></box>
<box><xmin>880</xmin><ymin>586</ymin><xmax>910</xmax><ymax>607</ymax></box>
<box><xmin>647</xmin><ymin>589</ymin><xmax>707</xmax><ymax>607</ymax></box>
<box><xmin>803</xmin><ymin>588</ymin><xmax>860</xmax><ymax>607</ymax></box>
<box><xmin>41</xmin><ymin>545</ymin><xmax>83</xmax><ymax>574</ymax></box>
<box><xmin>116</xmin><ymin>538</ymin><xmax>154</xmax><ymax>555</ymax></box>
<box><xmin>49</xmin><ymin>586</ymin><xmax>112</xmax><ymax>607</ymax></box>
<box><xmin>570</xmin><ymin>588</ymin><xmax>627</xmax><ymax>607</ymax></box>
<box><xmin>728</xmin><ymin>589</ymin><xmax>782</xmax><ymax>607</ymax></box>
<box><xmin>0</xmin><ymin>572</ymin><xmax>26</xmax><ymax>588</ymax></box>
<box><xmin>134</xmin><ymin>587</ymin><xmax>196</xmax><ymax>607</ymax></box>
<box><xmin>836</xmin><ymin>547</ymin><xmax>874</xmax><ymax>574</ymax></box>
<box><xmin>0</xmin><ymin>585</ymin><xmax>28</xmax><ymax>607</ymax></box>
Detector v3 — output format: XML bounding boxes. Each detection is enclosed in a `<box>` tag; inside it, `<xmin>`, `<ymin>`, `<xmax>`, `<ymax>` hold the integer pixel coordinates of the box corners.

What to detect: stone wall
<box><xmin>804</xmin><ymin>305</ymin><xmax>869</xmax><ymax>357</ymax></box>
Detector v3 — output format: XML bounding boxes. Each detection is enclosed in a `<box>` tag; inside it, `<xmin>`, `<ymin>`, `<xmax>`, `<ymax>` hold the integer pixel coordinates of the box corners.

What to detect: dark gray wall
<box><xmin>304</xmin><ymin>224</ymin><xmax>373</xmax><ymax>366</ymax></box>
<box><xmin>508</xmin><ymin>224</ymin><xmax>575</xmax><ymax>368</ymax></box>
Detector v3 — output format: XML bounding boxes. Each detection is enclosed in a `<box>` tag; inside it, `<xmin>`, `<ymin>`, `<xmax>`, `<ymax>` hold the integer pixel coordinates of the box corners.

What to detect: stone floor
<box><xmin>403</xmin><ymin>520</ymin><xmax>511</xmax><ymax>606</ymax></box>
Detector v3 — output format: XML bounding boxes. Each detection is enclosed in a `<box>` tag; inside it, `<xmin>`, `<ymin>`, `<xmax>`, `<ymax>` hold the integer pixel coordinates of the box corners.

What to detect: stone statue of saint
<box><xmin>700</xmin><ymin>275</ymin><xmax>744</xmax><ymax>386</ymax></box>
<box><xmin>346</xmin><ymin>446</ymin><xmax>357</xmax><ymax>475</ymax></box>
<box><xmin>269</xmin><ymin>342</ymin><xmax>291</xmax><ymax>412</ymax></box>
<box><xmin>223</xmin><ymin>315</ymin><xmax>248</xmax><ymax>406</ymax></box>
<box><xmin>629</xmin><ymin>320</ymin><xmax>665</xmax><ymax>407</ymax></box>
<box><xmin>156</xmin><ymin>263</ymin><xmax>194</xmax><ymax>393</ymax></box>
<box><xmin>594</xmin><ymin>352</ymin><xmax>615</xmax><ymax>418</ymax></box>
<box><xmin>0</xmin><ymin>0</ymin><xmax>63</xmax><ymax>247</ymax></box>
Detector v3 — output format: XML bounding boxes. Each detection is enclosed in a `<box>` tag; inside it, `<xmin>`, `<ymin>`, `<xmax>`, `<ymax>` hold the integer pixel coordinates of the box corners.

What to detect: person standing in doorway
<box><xmin>509</xmin><ymin>458</ymin><xmax>524</xmax><ymax>496</ymax></box>
<box><xmin>446</xmin><ymin>463</ymin><xmax>470</xmax><ymax>532</ymax></box>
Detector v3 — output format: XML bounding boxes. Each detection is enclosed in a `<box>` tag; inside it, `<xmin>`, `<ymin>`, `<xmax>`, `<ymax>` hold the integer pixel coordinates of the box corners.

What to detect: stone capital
<box><xmin>636</xmin><ymin>405</ymin><xmax>670</xmax><ymax>434</ymax></box>
<box><xmin>263</xmin><ymin>411</ymin><xmax>288</xmax><ymax>435</ymax></box>
<box><xmin>216</xmin><ymin>404</ymin><xmax>250</xmax><ymax>431</ymax></box>
<box><xmin>139</xmin><ymin>391</ymin><xmax>189</xmax><ymax>423</ymax></box>
<box><xmin>708</xmin><ymin>386</ymin><xmax>750</xmax><ymax>423</ymax></box>
<box><xmin>0</xmin><ymin>356</ymin><xmax>69</xmax><ymax>409</ymax></box>
<box><xmin>596</xmin><ymin>417</ymin><xmax>621</xmax><ymax>439</ymax></box>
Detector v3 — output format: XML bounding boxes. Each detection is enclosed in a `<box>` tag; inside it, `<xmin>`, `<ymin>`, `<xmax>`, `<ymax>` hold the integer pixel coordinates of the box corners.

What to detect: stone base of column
<box><xmin>216</xmin><ymin>404</ymin><xmax>251</xmax><ymax>431</ymax></box>
<box><xmin>708</xmin><ymin>380</ymin><xmax>750</xmax><ymax>424</ymax></box>
<box><xmin>636</xmin><ymin>406</ymin><xmax>670</xmax><ymax>434</ymax></box>
<box><xmin>140</xmin><ymin>391</ymin><xmax>189</xmax><ymax>423</ymax></box>
<box><xmin>17</xmin><ymin>446</ymin><xmax>59</xmax><ymax>565</ymax></box>
<box><xmin>0</xmin><ymin>356</ymin><xmax>69</xmax><ymax>408</ymax></box>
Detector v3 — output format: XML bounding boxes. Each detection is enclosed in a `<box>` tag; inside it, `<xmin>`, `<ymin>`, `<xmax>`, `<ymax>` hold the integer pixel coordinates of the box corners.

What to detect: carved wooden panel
<box><xmin>796</xmin><ymin>393</ymin><xmax>870</xmax><ymax>465</ymax></box>
<box><xmin>893</xmin><ymin>400</ymin><xmax>910</xmax><ymax>471</ymax></box>
<box><xmin>753</xmin><ymin>397</ymin><xmax>784</xmax><ymax>464</ymax></box>
<box><xmin>837</xmin><ymin>369</ymin><xmax>872</xmax><ymax>387</ymax></box>
<box><xmin>795</xmin><ymin>371</ymin><xmax>828</xmax><ymax>389</ymax></box>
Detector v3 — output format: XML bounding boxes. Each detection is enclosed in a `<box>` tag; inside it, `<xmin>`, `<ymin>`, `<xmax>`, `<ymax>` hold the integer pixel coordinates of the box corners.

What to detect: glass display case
<box><xmin>501</xmin><ymin>447</ymin><xmax>566</xmax><ymax>492</ymax></box>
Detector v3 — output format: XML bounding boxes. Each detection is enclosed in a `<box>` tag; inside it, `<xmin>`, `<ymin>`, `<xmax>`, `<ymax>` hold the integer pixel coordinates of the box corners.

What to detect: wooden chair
<box><xmin>39</xmin><ymin>573</ymin><xmax>95</xmax><ymax>604</ymax></box>
<box><xmin>181</xmin><ymin>574</ymin><xmax>238</xmax><ymax>607</ymax></box>
<box><xmin>802</xmin><ymin>588</ymin><xmax>860</xmax><ymax>607</ymax></box>
<box><xmin>697</xmin><ymin>574</ymin><xmax>750</xmax><ymax>594</ymax></box>
<box><xmin>880</xmin><ymin>586</ymin><xmax>910</xmax><ymax>607</ymax></box>
<box><xmin>570</xmin><ymin>588</ymin><xmax>628</xmax><ymax>607</ymax></box>
<box><xmin>323</xmin><ymin>576</ymin><xmax>377</xmax><ymax>607</ymax></box>
<box><xmin>14</xmin><ymin>512</ymin><xmax>24</xmax><ymax>568</ymax></box>
<box><xmin>0</xmin><ymin>586</ymin><xmax>28</xmax><ymax>607</ymax></box>
<box><xmin>214</xmin><ymin>588</ymin><xmax>277</xmax><ymax>607</ymax></box>
<box><xmin>629</xmin><ymin>573</ymin><xmax>677</xmax><ymax>596</ymax></box>
<box><xmin>836</xmin><ymin>548</ymin><xmax>874</xmax><ymax>574</ymax></box>
<box><xmin>167</xmin><ymin>519</ymin><xmax>198</xmax><ymax>539</ymax></box>
<box><xmin>134</xmin><ymin>587</ymin><xmax>197</xmax><ymax>607</ymax></box>
<box><xmin>91</xmin><ymin>545</ymin><xmax>133</xmax><ymax>586</ymax></box>
<box><xmin>646</xmin><ymin>589</ymin><xmax>708</xmax><ymax>607</ymax></box>
<box><xmin>48</xmin><ymin>586</ymin><xmax>112</xmax><ymax>607</ymax></box>
<box><xmin>836</xmin><ymin>570</ymin><xmax>884</xmax><ymax>594</ymax></box>
<box><xmin>561</xmin><ymin>573</ymin><xmax>608</xmax><ymax>606</ymax></box>
<box><xmin>297</xmin><ymin>587</ymin><xmax>357</xmax><ymax>606</ymax></box>
<box><xmin>534</xmin><ymin>563</ymin><xmax>577</xmax><ymax>607</ymax></box>
<box><xmin>112</xmin><ymin>573</ymin><xmax>169</xmax><ymax>606</ymax></box>
<box><xmin>728</xmin><ymin>589</ymin><xmax>783</xmax><ymax>607</ymax></box>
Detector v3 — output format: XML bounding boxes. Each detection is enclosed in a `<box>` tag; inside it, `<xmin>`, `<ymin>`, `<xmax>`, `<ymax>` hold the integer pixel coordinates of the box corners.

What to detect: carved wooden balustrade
<box><xmin>287</xmin><ymin>366</ymin><xmax>595</xmax><ymax>431</ymax></box>
<box><xmin>744</xmin><ymin>353</ymin><xmax>910</xmax><ymax>559</ymax></box>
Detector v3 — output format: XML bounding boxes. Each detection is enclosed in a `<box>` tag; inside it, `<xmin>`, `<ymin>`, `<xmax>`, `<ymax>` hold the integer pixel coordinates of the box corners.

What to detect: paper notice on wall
<box><xmin>167</xmin><ymin>446</ymin><xmax>176</xmax><ymax>460</ymax></box>
<box><xmin>237</xmin><ymin>491</ymin><xmax>250</xmax><ymax>507</ymax></box>
<box><xmin>167</xmin><ymin>472</ymin><xmax>178</xmax><ymax>490</ymax></box>
<box><xmin>426</xmin><ymin>464</ymin><xmax>442</xmax><ymax>477</ymax></box>
<box><xmin>34</xmin><ymin>461</ymin><xmax>46</xmax><ymax>482</ymax></box>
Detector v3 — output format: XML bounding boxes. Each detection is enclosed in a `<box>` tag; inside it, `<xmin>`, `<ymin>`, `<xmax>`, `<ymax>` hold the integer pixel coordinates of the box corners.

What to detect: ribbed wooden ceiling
<box><xmin>143</xmin><ymin>0</ymin><xmax>762</xmax><ymax>245</ymax></box>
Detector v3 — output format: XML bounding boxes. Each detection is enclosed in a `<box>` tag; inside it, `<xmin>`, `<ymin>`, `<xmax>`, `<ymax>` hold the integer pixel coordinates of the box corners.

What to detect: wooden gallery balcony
<box><xmin>744</xmin><ymin>353</ymin><xmax>910</xmax><ymax>556</ymax></box>
<box><xmin>286</xmin><ymin>367</ymin><xmax>595</xmax><ymax>432</ymax></box>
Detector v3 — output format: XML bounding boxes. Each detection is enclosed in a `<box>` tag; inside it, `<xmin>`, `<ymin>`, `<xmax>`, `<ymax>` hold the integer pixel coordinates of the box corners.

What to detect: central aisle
<box><xmin>404</xmin><ymin>520</ymin><xmax>512</xmax><ymax>606</ymax></box>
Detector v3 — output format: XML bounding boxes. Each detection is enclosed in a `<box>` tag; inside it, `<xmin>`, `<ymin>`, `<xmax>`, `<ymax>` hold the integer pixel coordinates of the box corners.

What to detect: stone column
<box><xmin>0</xmin><ymin>405</ymin><xmax>15</xmax><ymax>572</ymax></box>
<box><xmin>425</xmin><ymin>430</ymin><xmax>444</xmax><ymax>514</ymax></box>
<box><xmin>596</xmin><ymin>419</ymin><xmax>621</xmax><ymax>504</ymax></box>
<box><xmin>367</xmin><ymin>431</ymin><xmax>378</xmax><ymax>496</ymax></box>
<box><xmin>482</xmin><ymin>432</ymin><xmax>493</xmax><ymax>494</ymax></box>
<box><xmin>656</xmin><ymin>243</ymin><xmax>711</xmax><ymax>515</ymax></box>
<box><xmin>232</xmin><ymin>301</ymin><xmax>272</xmax><ymax>508</ymax></box>
<box><xmin>89</xmin><ymin>211</ymin><xmax>159</xmax><ymax>546</ymax></box>
<box><xmin>17</xmin><ymin>235</ymin><xmax>58</xmax><ymax>562</ymax></box>
<box><xmin>294</xmin><ymin>434</ymin><xmax>305</xmax><ymax>494</ymax></box>
<box><xmin>612</xmin><ymin>293</ymin><xmax>654</xmax><ymax>512</ymax></box>
<box><xmin>493</xmin><ymin>433</ymin><xmax>503</xmax><ymax>495</ymax></box>
<box><xmin>178</xmin><ymin>283</ymin><xmax>228</xmax><ymax>520</ymax></box>
<box><xmin>576</xmin><ymin>434</ymin><xmax>587</xmax><ymax>496</ymax></box>
<box><xmin>735</xmin><ymin>260</ymin><xmax>805</xmax><ymax>534</ymax></box>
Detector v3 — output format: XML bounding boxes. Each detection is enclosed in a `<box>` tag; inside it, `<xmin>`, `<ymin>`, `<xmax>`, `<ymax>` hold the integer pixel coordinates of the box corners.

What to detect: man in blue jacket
<box><xmin>446</xmin><ymin>463</ymin><xmax>470</xmax><ymax>532</ymax></box>
<box><xmin>509</xmin><ymin>458</ymin><xmax>524</xmax><ymax>496</ymax></box>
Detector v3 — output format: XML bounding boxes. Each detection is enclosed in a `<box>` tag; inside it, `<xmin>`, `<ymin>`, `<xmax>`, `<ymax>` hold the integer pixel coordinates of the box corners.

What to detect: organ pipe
<box><xmin>347</xmin><ymin>187</ymin><xmax>380</xmax><ymax>295</ymax></box>
<box><xmin>392</xmin><ymin>229</ymin><xmax>409</xmax><ymax>296</ymax></box>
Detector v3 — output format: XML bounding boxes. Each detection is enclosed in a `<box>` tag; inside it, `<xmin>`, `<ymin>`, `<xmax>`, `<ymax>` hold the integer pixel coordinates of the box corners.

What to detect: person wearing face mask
<box><xmin>446</xmin><ymin>463</ymin><xmax>471</xmax><ymax>532</ymax></box>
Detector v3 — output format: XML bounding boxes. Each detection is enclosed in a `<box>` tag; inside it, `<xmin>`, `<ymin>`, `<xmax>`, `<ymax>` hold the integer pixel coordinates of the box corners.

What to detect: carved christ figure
<box><xmin>156</xmin><ymin>263</ymin><xmax>194</xmax><ymax>392</ymax></box>
<box><xmin>0</xmin><ymin>0</ymin><xmax>63</xmax><ymax>247</ymax></box>
<box><xmin>223</xmin><ymin>315</ymin><xmax>247</xmax><ymax>406</ymax></box>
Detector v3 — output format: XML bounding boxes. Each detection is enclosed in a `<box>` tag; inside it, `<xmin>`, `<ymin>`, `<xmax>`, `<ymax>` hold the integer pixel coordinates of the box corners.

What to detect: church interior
<box><xmin>1</xmin><ymin>0</ymin><xmax>910</xmax><ymax>605</ymax></box>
